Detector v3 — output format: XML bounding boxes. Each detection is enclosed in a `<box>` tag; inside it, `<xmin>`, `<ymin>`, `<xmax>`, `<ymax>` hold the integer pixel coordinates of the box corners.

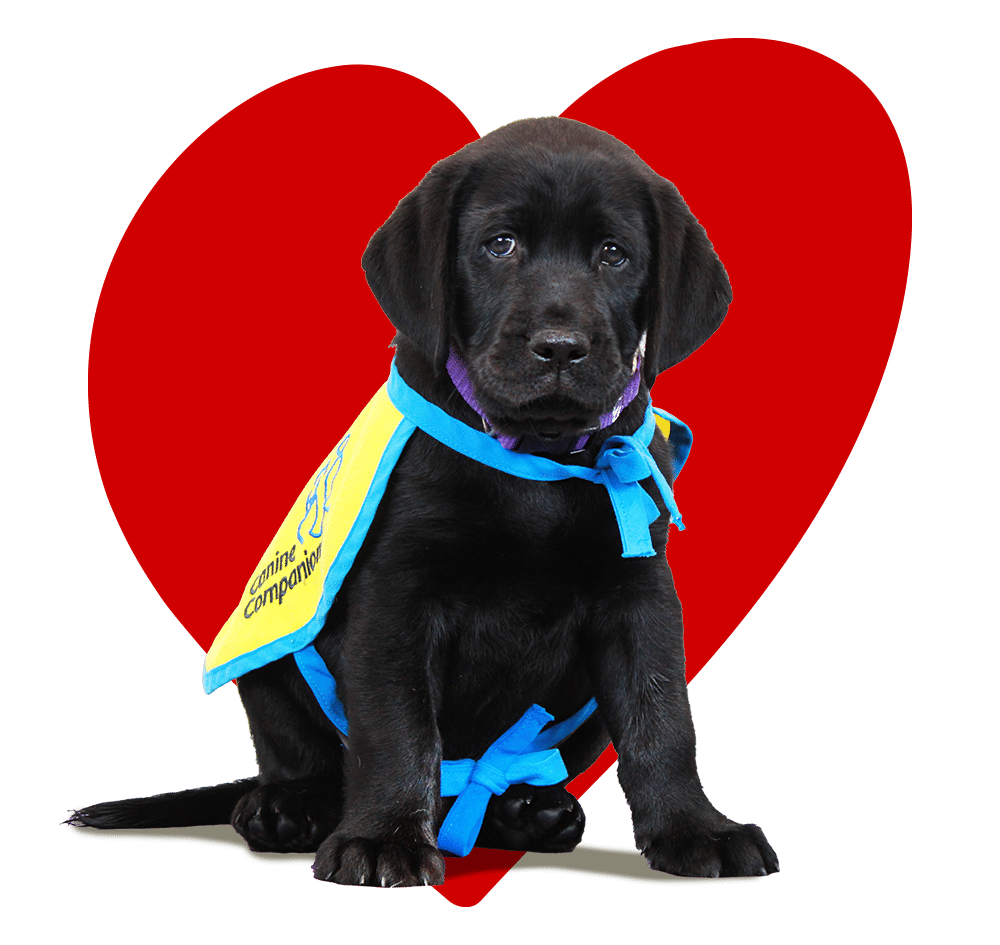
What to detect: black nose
<box><xmin>529</xmin><ymin>330</ymin><xmax>590</xmax><ymax>366</ymax></box>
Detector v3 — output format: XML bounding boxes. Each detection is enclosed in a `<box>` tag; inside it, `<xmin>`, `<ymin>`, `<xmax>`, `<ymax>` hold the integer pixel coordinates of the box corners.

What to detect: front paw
<box><xmin>642</xmin><ymin>818</ymin><xmax>778</xmax><ymax>877</ymax></box>
<box><xmin>313</xmin><ymin>833</ymin><xmax>445</xmax><ymax>887</ymax></box>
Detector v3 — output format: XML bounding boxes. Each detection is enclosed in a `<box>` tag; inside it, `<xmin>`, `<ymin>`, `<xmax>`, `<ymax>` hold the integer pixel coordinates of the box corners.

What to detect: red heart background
<box><xmin>88</xmin><ymin>39</ymin><xmax>909</xmax><ymax>906</ymax></box>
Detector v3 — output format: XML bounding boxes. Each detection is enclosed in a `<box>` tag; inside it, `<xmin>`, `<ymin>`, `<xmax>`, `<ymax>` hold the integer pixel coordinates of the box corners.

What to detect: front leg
<box><xmin>587</xmin><ymin>556</ymin><xmax>778</xmax><ymax>877</ymax></box>
<box><xmin>312</xmin><ymin>609</ymin><xmax>445</xmax><ymax>887</ymax></box>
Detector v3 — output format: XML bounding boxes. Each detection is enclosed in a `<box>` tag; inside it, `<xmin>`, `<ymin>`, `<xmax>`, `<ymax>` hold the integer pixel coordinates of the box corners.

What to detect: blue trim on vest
<box><xmin>293</xmin><ymin>645</ymin><xmax>350</xmax><ymax>735</ymax></box>
<box><xmin>293</xmin><ymin>643</ymin><xmax>598</xmax><ymax>857</ymax></box>
<box><xmin>652</xmin><ymin>406</ymin><xmax>692</xmax><ymax>476</ymax></box>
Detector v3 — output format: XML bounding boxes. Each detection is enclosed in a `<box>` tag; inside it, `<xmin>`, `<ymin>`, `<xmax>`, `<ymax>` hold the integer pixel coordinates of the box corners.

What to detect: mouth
<box><xmin>535</xmin><ymin>424</ymin><xmax>589</xmax><ymax>442</ymax></box>
<box><xmin>480</xmin><ymin>396</ymin><xmax>602</xmax><ymax>441</ymax></box>
<box><xmin>446</xmin><ymin>345</ymin><xmax>637</xmax><ymax>449</ymax></box>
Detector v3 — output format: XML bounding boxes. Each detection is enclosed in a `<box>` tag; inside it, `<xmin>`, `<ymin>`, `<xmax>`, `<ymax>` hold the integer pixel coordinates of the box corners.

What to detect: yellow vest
<box><xmin>204</xmin><ymin>364</ymin><xmax>688</xmax><ymax>694</ymax></box>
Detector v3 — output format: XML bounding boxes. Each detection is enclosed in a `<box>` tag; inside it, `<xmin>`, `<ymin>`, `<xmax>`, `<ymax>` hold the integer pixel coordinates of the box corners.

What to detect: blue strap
<box><xmin>293</xmin><ymin>646</ymin><xmax>350</xmax><ymax>734</ymax></box>
<box><xmin>387</xmin><ymin>363</ymin><xmax>684</xmax><ymax>558</ymax></box>
<box><xmin>530</xmin><ymin>696</ymin><xmax>598</xmax><ymax>750</ymax></box>
<box><xmin>293</xmin><ymin>645</ymin><xmax>597</xmax><ymax>857</ymax></box>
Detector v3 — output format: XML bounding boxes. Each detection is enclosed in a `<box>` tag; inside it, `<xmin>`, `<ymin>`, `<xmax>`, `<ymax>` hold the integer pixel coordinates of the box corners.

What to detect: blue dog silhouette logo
<box><xmin>297</xmin><ymin>434</ymin><xmax>349</xmax><ymax>543</ymax></box>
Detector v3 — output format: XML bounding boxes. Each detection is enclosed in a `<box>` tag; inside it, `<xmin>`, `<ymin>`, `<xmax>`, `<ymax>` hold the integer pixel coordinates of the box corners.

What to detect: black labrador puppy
<box><xmin>72</xmin><ymin>117</ymin><xmax>777</xmax><ymax>886</ymax></box>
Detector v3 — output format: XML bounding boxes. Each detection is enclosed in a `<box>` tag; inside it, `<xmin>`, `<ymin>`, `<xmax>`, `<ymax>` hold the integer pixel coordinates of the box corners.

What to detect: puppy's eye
<box><xmin>486</xmin><ymin>234</ymin><xmax>516</xmax><ymax>257</ymax></box>
<box><xmin>600</xmin><ymin>242</ymin><xmax>627</xmax><ymax>267</ymax></box>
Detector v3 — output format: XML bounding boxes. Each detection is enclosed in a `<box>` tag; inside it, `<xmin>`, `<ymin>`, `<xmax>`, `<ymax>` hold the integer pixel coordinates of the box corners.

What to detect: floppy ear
<box><xmin>361</xmin><ymin>163</ymin><xmax>463</xmax><ymax>373</ymax></box>
<box><xmin>641</xmin><ymin>179</ymin><xmax>733</xmax><ymax>387</ymax></box>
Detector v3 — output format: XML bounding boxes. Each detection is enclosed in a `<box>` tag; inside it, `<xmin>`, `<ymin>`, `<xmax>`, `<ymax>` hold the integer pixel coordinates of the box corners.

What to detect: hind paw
<box><xmin>232</xmin><ymin>781</ymin><xmax>340</xmax><ymax>853</ymax></box>
<box><xmin>478</xmin><ymin>784</ymin><xmax>585</xmax><ymax>852</ymax></box>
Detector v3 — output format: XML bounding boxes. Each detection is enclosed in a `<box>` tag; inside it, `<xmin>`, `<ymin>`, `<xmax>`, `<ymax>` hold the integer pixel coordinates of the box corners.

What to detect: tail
<box><xmin>66</xmin><ymin>778</ymin><xmax>260</xmax><ymax>829</ymax></box>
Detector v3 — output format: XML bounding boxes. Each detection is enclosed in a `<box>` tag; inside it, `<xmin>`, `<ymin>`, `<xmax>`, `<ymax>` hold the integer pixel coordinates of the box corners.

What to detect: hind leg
<box><xmin>477</xmin><ymin>784</ymin><xmax>585</xmax><ymax>852</ymax></box>
<box><xmin>232</xmin><ymin>779</ymin><xmax>341</xmax><ymax>852</ymax></box>
<box><xmin>233</xmin><ymin>655</ymin><xmax>345</xmax><ymax>853</ymax></box>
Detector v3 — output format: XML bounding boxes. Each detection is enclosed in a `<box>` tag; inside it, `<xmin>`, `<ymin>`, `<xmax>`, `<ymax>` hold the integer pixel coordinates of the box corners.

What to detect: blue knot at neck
<box><xmin>594</xmin><ymin>431</ymin><xmax>685</xmax><ymax>558</ymax></box>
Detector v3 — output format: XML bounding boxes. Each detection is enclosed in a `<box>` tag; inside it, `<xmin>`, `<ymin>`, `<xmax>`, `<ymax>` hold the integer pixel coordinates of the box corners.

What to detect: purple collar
<box><xmin>446</xmin><ymin>347</ymin><xmax>643</xmax><ymax>455</ymax></box>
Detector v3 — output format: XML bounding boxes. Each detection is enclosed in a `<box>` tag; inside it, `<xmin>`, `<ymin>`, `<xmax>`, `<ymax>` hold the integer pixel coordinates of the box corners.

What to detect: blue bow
<box><xmin>437</xmin><ymin>699</ymin><xmax>598</xmax><ymax>857</ymax></box>
<box><xmin>594</xmin><ymin>434</ymin><xmax>684</xmax><ymax>558</ymax></box>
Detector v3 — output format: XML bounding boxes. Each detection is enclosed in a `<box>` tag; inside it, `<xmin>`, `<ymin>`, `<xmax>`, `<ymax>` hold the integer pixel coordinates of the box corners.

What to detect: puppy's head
<box><xmin>363</xmin><ymin>117</ymin><xmax>731</xmax><ymax>441</ymax></box>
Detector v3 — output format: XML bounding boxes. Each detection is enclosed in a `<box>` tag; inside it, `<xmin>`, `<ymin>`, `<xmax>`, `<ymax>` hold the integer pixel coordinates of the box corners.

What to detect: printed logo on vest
<box><xmin>298</xmin><ymin>434</ymin><xmax>349</xmax><ymax>542</ymax></box>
